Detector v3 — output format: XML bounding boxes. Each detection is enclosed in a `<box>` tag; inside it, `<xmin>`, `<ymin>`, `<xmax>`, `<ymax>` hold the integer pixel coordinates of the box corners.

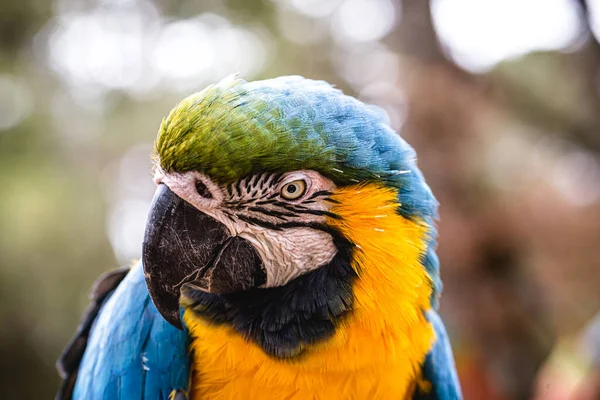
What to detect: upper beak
<box><xmin>142</xmin><ymin>184</ymin><xmax>266</xmax><ymax>329</ymax></box>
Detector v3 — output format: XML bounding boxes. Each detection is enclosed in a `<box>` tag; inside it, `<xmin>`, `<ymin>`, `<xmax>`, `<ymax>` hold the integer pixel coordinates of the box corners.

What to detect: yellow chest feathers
<box><xmin>183</xmin><ymin>184</ymin><xmax>436</xmax><ymax>400</ymax></box>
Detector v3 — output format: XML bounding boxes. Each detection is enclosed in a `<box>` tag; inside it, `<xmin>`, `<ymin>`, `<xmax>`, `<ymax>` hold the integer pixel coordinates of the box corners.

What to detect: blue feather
<box><xmin>63</xmin><ymin>76</ymin><xmax>455</xmax><ymax>398</ymax></box>
<box><xmin>413</xmin><ymin>310</ymin><xmax>462</xmax><ymax>400</ymax></box>
<box><xmin>242</xmin><ymin>76</ymin><xmax>443</xmax><ymax>302</ymax></box>
<box><xmin>72</xmin><ymin>261</ymin><xmax>190</xmax><ymax>400</ymax></box>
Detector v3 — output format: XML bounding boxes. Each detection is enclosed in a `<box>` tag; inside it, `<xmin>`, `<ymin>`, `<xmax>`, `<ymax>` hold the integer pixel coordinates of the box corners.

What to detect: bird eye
<box><xmin>281</xmin><ymin>180</ymin><xmax>306</xmax><ymax>200</ymax></box>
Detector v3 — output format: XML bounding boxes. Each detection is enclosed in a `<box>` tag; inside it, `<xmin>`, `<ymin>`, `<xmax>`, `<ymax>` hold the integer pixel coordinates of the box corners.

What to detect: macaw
<box><xmin>56</xmin><ymin>76</ymin><xmax>462</xmax><ymax>400</ymax></box>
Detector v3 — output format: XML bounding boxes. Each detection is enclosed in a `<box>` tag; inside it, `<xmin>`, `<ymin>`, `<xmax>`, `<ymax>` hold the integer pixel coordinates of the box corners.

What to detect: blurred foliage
<box><xmin>1</xmin><ymin>0</ymin><xmax>600</xmax><ymax>399</ymax></box>
<box><xmin>0</xmin><ymin>0</ymin><xmax>50</xmax><ymax>55</ymax></box>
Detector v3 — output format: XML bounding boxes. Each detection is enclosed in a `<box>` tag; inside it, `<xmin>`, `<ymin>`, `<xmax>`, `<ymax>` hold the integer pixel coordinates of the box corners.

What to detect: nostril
<box><xmin>195</xmin><ymin>180</ymin><xmax>213</xmax><ymax>199</ymax></box>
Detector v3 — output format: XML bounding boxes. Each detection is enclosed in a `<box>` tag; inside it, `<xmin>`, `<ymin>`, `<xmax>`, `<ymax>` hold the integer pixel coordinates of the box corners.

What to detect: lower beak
<box><xmin>142</xmin><ymin>184</ymin><xmax>266</xmax><ymax>329</ymax></box>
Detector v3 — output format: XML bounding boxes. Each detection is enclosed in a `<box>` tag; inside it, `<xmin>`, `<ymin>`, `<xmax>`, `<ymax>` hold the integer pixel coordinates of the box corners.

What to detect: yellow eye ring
<box><xmin>281</xmin><ymin>180</ymin><xmax>307</xmax><ymax>200</ymax></box>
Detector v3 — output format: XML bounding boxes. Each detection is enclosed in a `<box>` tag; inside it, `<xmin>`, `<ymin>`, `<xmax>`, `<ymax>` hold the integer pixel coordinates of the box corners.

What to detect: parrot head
<box><xmin>142</xmin><ymin>76</ymin><xmax>440</xmax><ymax>356</ymax></box>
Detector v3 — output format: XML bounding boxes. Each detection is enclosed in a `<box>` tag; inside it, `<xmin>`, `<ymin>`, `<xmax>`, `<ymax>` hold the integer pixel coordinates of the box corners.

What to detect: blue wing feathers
<box><xmin>59</xmin><ymin>76</ymin><xmax>455</xmax><ymax>399</ymax></box>
<box><xmin>413</xmin><ymin>310</ymin><xmax>462</xmax><ymax>400</ymax></box>
<box><xmin>72</xmin><ymin>262</ymin><xmax>190</xmax><ymax>400</ymax></box>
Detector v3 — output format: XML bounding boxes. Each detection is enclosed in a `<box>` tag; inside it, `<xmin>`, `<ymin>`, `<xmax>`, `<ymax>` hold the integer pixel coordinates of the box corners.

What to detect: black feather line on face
<box><xmin>222</xmin><ymin>172</ymin><xmax>342</xmax><ymax>225</ymax></box>
<box><xmin>272</xmin><ymin>202</ymin><xmax>309</xmax><ymax>213</ymax></box>
<box><xmin>291</xmin><ymin>209</ymin><xmax>342</xmax><ymax>219</ymax></box>
<box><xmin>235</xmin><ymin>179</ymin><xmax>243</xmax><ymax>196</ymax></box>
<box><xmin>236</xmin><ymin>214</ymin><xmax>284</xmax><ymax>230</ymax></box>
<box><xmin>271</xmin><ymin>173</ymin><xmax>284</xmax><ymax>186</ymax></box>
<box><xmin>309</xmin><ymin>190</ymin><xmax>333</xmax><ymax>200</ymax></box>
<box><xmin>269</xmin><ymin>203</ymin><xmax>341</xmax><ymax>220</ymax></box>
<box><xmin>246</xmin><ymin>207</ymin><xmax>298</xmax><ymax>219</ymax></box>
<box><xmin>234</xmin><ymin>217</ymin><xmax>340</xmax><ymax>237</ymax></box>
<box><xmin>254</xmin><ymin>199</ymin><xmax>277</xmax><ymax>205</ymax></box>
<box><xmin>273</xmin><ymin>200</ymin><xmax>308</xmax><ymax>208</ymax></box>
<box><xmin>249</xmin><ymin>174</ymin><xmax>259</xmax><ymax>189</ymax></box>
<box><xmin>323</xmin><ymin>197</ymin><xmax>341</xmax><ymax>204</ymax></box>
<box><xmin>183</xmin><ymin>233</ymin><xmax>356</xmax><ymax>359</ymax></box>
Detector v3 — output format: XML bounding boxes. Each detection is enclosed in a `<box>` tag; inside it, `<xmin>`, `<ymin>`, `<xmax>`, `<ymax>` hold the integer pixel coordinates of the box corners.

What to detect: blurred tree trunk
<box><xmin>388</xmin><ymin>1</ymin><xmax>555</xmax><ymax>399</ymax></box>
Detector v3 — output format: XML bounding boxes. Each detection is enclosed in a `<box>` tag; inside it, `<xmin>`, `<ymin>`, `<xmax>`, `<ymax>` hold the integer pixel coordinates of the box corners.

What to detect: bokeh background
<box><xmin>1</xmin><ymin>0</ymin><xmax>600</xmax><ymax>398</ymax></box>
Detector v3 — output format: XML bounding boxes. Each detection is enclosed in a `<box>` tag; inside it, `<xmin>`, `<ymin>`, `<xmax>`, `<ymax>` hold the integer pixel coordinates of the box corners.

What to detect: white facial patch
<box><xmin>153</xmin><ymin>168</ymin><xmax>339</xmax><ymax>288</ymax></box>
<box><xmin>237</xmin><ymin>225</ymin><xmax>337</xmax><ymax>287</ymax></box>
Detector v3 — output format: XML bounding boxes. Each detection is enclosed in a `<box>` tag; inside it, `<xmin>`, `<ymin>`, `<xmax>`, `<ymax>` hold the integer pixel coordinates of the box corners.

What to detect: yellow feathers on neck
<box><xmin>327</xmin><ymin>183</ymin><xmax>434</xmax><ymax>333</ymax></box>
<box><xmin>184</xmin><ymin>183</ymin><xmax>435</xmax><ymax>400</ymax></box>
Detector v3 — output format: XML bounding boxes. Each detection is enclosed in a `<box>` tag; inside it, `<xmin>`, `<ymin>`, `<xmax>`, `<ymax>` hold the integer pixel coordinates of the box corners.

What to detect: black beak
<box><xmin>142</xmin><ymin>184</ymin><xmax>266</xmax><ymax>329</ymax></box>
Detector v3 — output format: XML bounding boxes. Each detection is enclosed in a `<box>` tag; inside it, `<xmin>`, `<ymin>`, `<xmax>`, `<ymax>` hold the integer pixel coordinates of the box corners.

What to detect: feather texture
<box><xmin>56</xmin><ymin>267</ymin><xmax>130</xmax><ymax>400</ymax></box>
<box><xmin>59</xmin><ymin>75</ymin><xmax>460</xmax><ymax>399</ymax></box>
<box><xmin>71</xmin><ymin>261</ymin><xmax>191</xmax><ymax>400</ymax></box>
<box><xmin>183</xmin><ymin>183</ymin><xmax>437</xmax><ymax>399</ymax></box>
<box><xmin>155</xmin><ymin>75</ymin><xmax>441</xmax><ymax>304</ymax></box>
<box><xmin>412</xmin><ymin>311</ymin><xmax>462</xmax><ymax>400</ymax></box>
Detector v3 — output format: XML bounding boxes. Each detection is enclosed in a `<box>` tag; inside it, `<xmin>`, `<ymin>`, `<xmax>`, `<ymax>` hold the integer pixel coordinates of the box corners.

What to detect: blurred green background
<box><xmin>1</xmin><ymin>0</ymin><xmax>600</xmax><ymax>398</ymax></box>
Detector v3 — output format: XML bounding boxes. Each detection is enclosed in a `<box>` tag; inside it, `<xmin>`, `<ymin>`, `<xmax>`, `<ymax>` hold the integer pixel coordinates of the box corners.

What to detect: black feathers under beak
<box><xmin>142</xmin><ymin>184</ymin><xmax>266</xmax><ymax>329</ymax></box>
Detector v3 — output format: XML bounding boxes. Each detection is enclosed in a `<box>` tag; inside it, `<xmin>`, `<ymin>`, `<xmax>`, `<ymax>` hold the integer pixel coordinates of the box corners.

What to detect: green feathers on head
<box><xmin>155</xmin><ymin>76</ymin><xmax>361</xmax><ymax>185</ymax></box>
<box><xmin>154</xmin><ymin>74</ymin><xmax>442</xmax><ymax>303</ymax></box>
<box><xmin>154</xmin><ymin>74</ymin><xmax>437</xmax><ymax>222</ymax></box>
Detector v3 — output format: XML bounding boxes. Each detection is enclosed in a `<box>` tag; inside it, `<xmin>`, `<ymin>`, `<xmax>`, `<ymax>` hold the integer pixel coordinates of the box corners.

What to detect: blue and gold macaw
<box><xmin>57</xmin><ymin>76</ymin><xmax>462</xmax><ymax>400</ymax></box>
